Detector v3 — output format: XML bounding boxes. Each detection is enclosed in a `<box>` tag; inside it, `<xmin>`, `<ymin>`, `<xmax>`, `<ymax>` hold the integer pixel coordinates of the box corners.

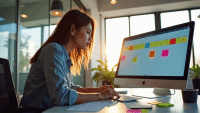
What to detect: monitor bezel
<box><xmin>115</xmin><ymin>21</ymin><xmax>195</xmax><ymax>80</ymax></box>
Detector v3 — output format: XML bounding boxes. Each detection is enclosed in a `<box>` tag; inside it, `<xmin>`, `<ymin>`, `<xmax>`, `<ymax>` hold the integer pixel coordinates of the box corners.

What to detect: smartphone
<box><xmin>131</xmin><ymin>104</ymin><xmax>152</xmax><ymax>109</ymax></box>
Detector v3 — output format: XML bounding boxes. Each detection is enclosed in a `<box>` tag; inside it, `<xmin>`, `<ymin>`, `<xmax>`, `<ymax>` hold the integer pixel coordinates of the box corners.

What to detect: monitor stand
<box><xmin>132</xmin><ymin>88</ymin><xmax>173</xmax><ymax>99</ymax></box>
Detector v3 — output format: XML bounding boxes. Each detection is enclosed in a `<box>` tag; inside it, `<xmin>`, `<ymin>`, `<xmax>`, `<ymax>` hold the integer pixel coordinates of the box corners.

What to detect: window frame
<box><xmin>105</xmin><ymin>7</ymin><xmax>200</xmax><ymax>68</ymax></box>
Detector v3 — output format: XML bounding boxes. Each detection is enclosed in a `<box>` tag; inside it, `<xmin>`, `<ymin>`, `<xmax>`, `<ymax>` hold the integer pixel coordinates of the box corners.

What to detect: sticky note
<box><xmin>156</xmin><ymin>103</ymin><xmax>174</xmax><ymax>107</ymax></box>
<box><xmin>158</xmin><ymin>41</ymin><xmax>162</xmax><ymax>46</ymax></box>
<box><xmin>161</xmin><ymin>49</ymin><xmax>169</xmax><ymax>57</ymax></box>
<box><xmin>150</xmin><ymin>42</ymin><xmax>156</xmax><ymax>48</ymax></box>
<box><xmin>176</xmin><ymin>37</ymin><xmax>182</xmax><ymax>44</ymax></box>
<box><xmin>126</xmin><ymin>109</ymin><xmax>141</xmax><ymax>113</ymax></box>
<box><xmin>149</xmin><ymin>50</ymin><xmax>155</xmax><ymax>58</ymax></box>
<box><xmin>148</xmin><ymin>101</ymin><xmax>161</xmax><ymax>105</ymax></box>
<box><xmin>154</xmin><ymin>41</ymin><xmax>159</xmax><ymax>47</ymax></box>
<box><xmin>170</xmin><ymin>38</ymin><xmax>176</xmax><ymax>45</ymax></box>
<box><xmin>127</xmin><ymin>47</ymin><xmax>130</xmax><ymax>51</ymax></box>
<box><xmin>121</xmin><ymin>55</ymin><xmax>126</xmax><ymax>60</ymax></box>
<box><xmin>140</xmin><ymin>109</ymin><xmax>149</xmax><ymax>113</ymax></box>
<box><xmin>129</xmin><ymin>46</ymin><xmax>133</xmax><ymax>50</ymax></box>
<box><xmin>163</xmin><ymin>40</ymin><xmax>170</xmax><ymax>45</ymax></box>
<box><xmin>132</xmin><ymin>57</ymin><xmax>138</xmax><ymax>63</ymax></box>
<box><xmin>135</xmin><ymin>45</ymin><xmax>139</xmax><ymax>50</ymax></box>
<box><xmin>181</xmin><ymin>36</ymin><xmax>188</xmax><ymax>43</ymax></box>
<box><xmin>159</xmin><ymin>40</ymin><xmax>165</xmax><ymax>46</ymax></box>
<box><xmin>145</xmin><ymin>43</ymin><xmax>150</xmax><ymax>48</ymax></box>
<box><xmin>140</xmin><ymin>44</ymin><xmax>145</xmax><ymax>49</ymax></box>
<box><xmin>132</xmin><ymin>45</ymin><xmax>136</xmax><ymax>50</ymax></box>
<box><xmin>124</xmin><ymin>47</ymin><xmax>129</xmax><ymax>51</ymax></box>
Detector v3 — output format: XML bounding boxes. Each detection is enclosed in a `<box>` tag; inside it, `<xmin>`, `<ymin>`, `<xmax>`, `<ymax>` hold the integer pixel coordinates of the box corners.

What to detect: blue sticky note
<box><xmin>145</xmin><ymin>43</ymin><xmax>150</xmax><ymax>48</ymax></box>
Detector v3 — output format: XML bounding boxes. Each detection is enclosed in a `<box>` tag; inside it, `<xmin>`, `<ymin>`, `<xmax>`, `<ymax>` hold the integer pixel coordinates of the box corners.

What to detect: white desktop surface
<box><xmin>43</xmin><ymin>88</ymin><xmax>200</xmax><ymax>113</ymax></box>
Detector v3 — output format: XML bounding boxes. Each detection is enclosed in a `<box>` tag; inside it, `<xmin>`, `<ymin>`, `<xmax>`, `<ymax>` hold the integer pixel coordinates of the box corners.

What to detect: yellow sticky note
<box><xmin>141</xmin><ymin>44</ymin><xmax>145</xmax><ymax>49</ymax></box>
<box><xmin>150</xmin><ymin>42</ymin><xmax>155</xmax><ymax>48</ymax></box>
<box><xmin>132</xmin><ymin>57</ymin><xmax>138</xmax><ymax>63</ymax></box>
<box><xmin>141</xmin><ymin>109</ymin><xmax>149</xmax><ymax>113</ymax></box>
<box><xmin>163</xmin><ymin>39</ymin><xmax>170</xmax><ymax>45</ymax></box>
<box><xmin>181</xmin><ymin>36</ymin><xmax>188</xmax><ymax>43</ymax></box>
<box><xmin>176</xmin><ymin>37</ymin><xmax>182</xmax><ymax>44</ymax></box>
<box><xmin>148</xmin><ymin>101</ymin><xmax>161</xmax><ymax>105</ymax></box>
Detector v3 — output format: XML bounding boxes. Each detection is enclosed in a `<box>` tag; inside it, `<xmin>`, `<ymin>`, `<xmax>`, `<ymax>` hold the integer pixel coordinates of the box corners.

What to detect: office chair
<box><xmin>0</xmin><ymin>58</ymin><xmax>45</xmax><ymax>113</ymax></box>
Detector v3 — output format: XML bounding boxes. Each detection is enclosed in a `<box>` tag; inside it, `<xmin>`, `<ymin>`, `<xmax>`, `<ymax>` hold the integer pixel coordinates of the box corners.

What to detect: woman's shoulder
<box><xmin>44</xmin><ymin>42</ymin><xmax>63</xmax><ymax>50</ymax></box>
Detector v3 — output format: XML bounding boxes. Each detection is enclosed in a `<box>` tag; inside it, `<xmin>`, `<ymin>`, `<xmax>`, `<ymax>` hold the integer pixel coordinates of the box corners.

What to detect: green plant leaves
<box><xmin>92</xmin><ymin>60</ymin><xmax>119</xmax><ymax>87</ymax></box>
<box><xmin>97</xmin><ymin>60</ymin><xmax>108</xmax><ymax>68</ymax></box>
<box><xmin>93</xmin><ymin>72</ymin><xmax>103</xmax><ymax>83</ymax></box>
<box><xmin>189</xmin><ymin>64</ymin><xmax>200</xmax><ymax>79</ymax></box>
<box><xmin>111</xmin><ymin>63</ymin><xmax>118</xmax><ymax>72</ymax></box>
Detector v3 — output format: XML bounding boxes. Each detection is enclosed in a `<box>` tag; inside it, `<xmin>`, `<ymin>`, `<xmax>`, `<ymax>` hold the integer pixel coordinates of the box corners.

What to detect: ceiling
<box><xmin>1</xmin><ymin>0</ymin><xmax>200</xmax><ymax>27</ymax></box>
<box><xmin>0</xmin><ymin>0</ymin><xmax>76</xmax><ymax>27</ymax></box>
<box><xmin>81</xmin><ymin>0</ymin><xmax>200</xmax><ymax>18</ymax></box>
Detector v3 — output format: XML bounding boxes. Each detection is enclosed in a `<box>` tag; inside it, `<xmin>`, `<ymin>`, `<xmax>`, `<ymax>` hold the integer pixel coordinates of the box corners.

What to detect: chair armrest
<box><xmin>16</xmin><ymin>106</ymin><xmax>46</xmax><ymax>113</ymax></box>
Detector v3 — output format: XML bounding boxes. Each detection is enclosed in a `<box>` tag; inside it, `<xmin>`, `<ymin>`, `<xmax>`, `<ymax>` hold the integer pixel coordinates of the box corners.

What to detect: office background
<box><xmin>0</xmin><ymin>0</ymin><xmax>200</xmax><ymax>104</ymax></box>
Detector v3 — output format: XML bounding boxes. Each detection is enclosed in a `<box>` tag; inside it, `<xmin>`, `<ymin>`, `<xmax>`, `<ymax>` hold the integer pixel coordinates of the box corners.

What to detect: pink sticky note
<box><xmin>126</xmin><ymin>109</ymin><xmax>141</xmax><ymax>113</ymax></box>
<box><xmin>161</xmin><ymin>49</ymin><xmax>169</xmax><ymax>57</ymax></box>
<box><xmin>122</xmin><ymin>55</ymin><xmax>126</xmax><ymax>60</ymax></box>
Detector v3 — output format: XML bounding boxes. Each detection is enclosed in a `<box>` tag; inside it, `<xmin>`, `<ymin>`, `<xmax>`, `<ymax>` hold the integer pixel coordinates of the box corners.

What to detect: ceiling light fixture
<box><xmin>50</xmin><ymin>0</ymin><xmax>64</xmax><ymax>16</ymax></box>
<box><xmin>20</xmin><ymin>4</ymin><xmax>28</xmax><ymax>18</ymax></box>
<box><xmin>110</xmin><ymin>0</ymin><xmax>117</xmax><ymax>5</ymax></box>
<box><xmin>21</xmin><ymin>14</ymin><xmax>28</xmax><ymax>18</ymax></box>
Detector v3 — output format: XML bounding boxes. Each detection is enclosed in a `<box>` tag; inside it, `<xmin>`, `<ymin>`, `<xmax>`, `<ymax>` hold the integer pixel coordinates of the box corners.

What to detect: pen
<box><xmin>104</xmin><ymin>83</ymin><xmax>111</xmax><ymax>90</ymax></box>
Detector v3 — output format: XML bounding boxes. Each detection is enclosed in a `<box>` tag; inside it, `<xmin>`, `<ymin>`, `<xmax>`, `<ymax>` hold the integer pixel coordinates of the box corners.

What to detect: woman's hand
<box><xmin>99</xmin><ymin>88</ymin><xmax>120</xmax><ymax>100</ymax></box>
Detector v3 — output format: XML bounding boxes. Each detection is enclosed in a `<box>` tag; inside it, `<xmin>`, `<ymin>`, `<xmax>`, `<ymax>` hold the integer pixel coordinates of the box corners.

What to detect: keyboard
<box><xmin>112</xmin><ymin>95</ymin><xmax>142</xmax><ymax>102</ymax></box>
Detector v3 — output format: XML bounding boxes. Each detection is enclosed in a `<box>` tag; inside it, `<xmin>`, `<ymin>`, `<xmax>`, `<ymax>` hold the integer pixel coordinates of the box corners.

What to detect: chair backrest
<box><xmin>0</xmin><ymin>58</ymin><xmax>18</xmax><ymax>110</ymax></box>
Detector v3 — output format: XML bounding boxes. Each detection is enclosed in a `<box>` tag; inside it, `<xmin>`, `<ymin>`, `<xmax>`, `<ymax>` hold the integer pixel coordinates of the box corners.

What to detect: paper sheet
<box><xmin>67</xmin><ymin>101</ymin><xmax>111</xmax><ymax>112</ymax></box>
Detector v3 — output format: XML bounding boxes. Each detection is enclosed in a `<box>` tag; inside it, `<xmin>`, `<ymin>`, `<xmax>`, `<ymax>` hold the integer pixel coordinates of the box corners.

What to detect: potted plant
<box><xmin>189</xmin><ymin>64</ymin><xmax>200</xmax><ymax>95</ymax></box>
<box><xmin>92</xmin><ymin>60</ymin><xmax>119</xmax><ymax>88</ymax></box>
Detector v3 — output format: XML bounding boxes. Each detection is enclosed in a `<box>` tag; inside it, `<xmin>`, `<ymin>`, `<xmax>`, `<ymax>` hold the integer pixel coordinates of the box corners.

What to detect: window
<box><xmin>161</xmin><ymin>10</ymin><xmax>189</xmax><ymax>28</ymax></box>
<box><xmin>44</xmin><ymin>25</ymin><xmax>57</xmax><ymax>43</ymax></box>
<box><xmin>160</xmin><ymin>10</ymin><xmax>194</xmax><ymax>68</ymax></box>
<box><xmin>106</xmin><ymin>17</ymin><xmax>129</xmax><ymax>70</ymax></box>
<box><xmin>130</xmin><ymin>14</ymin><xmax>155</xmax><ymax>36</ymax></box>
<box><xmin>191</xmin><ymin>9</ymin><xmax>200</xmax><ymax>65</ymax></box>
<box><xmin>0</xmin><ymin>0</ymin><xmax>17</xmax><ymax>90</ymax></box>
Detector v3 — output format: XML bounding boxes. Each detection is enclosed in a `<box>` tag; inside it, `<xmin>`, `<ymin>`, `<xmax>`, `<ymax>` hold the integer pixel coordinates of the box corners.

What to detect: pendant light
<box><xmin>50</xmin><ymin>0</ymin><xmax>64</xmax><ymax>16</ymax></box>
<box><xmin>110</xmin><ymin>0</ymin><xmax>117</xmax><ymax>4</ymax></box>
<box><xmin>20</xmin><ymin>5</ymin><xmax>28</xmax><ymax>18</ymax></box>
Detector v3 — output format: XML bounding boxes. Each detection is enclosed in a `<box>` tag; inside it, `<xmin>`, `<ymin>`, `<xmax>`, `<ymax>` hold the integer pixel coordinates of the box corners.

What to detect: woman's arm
<box><xmin>75</xmin><ymin>88</ymin><xmax>120</xmax><ymax>104</ymax></box>
<box><xmin>76</xmin><ymin>85</ymin><xmax>114</xmax><ymax>93</ymax></box>
<box><xmin>74</xmin><ymin>92</ymin><xmax>100</xmax><ymax>104</ymax></box>
<box><xmin>76</xmin><ymin>87</ymin><xmax>103</xmax><ymax>93</ymax></box>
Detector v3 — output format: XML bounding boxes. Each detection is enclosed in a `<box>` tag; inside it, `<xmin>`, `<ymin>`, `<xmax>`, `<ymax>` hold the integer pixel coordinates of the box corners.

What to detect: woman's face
<box><xmin>73</xmin><ymin>23</ymin><xmax>93</xmax><ymax>50</ymax></box>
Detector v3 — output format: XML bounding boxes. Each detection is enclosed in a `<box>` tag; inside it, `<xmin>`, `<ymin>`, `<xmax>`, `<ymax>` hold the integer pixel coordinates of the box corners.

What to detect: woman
<box><xmin>20</xmin><ymin>9</ymin><xmax>120</xmax><ymax>110</ymax></box>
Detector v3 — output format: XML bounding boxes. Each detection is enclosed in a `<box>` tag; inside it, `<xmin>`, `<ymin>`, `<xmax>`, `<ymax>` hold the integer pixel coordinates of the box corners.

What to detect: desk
<box><xmin>43</xmin><ymin>88</ymin><xmax>200</xmax><ymax>113</ymax></box>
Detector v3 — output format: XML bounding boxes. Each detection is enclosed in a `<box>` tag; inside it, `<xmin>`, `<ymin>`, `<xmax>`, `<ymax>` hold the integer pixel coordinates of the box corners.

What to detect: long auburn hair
<box><xmin>29</xmin><ymin>9</ymin><xmax>96</xmax><ymax>76</ymax></box>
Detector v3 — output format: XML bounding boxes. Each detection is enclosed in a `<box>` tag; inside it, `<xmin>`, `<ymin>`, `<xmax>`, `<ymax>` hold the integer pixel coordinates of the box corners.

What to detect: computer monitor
<box><xmin>114</xmin><ymin>21</ymin><xmax>195</xmax><ymax>97</ymax></box>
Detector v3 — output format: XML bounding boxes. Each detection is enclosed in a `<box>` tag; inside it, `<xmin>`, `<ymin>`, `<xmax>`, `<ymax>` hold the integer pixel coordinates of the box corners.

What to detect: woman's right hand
<box><xmin>99</xmin><ymin>88</ymin><xmax>120</xmax><ymax>100</ymax></box>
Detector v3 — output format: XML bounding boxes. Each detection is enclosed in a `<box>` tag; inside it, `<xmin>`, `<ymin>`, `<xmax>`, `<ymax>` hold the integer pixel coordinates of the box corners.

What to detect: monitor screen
<box><xmin>114</xmin><ymin>21</ymin><xmax>195</xmax><ymax>89</ymax></box>
<box><xmin>118</xmin><ymin>27</ymin><xmax>189</xmax><ymax>77</ymax></box>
